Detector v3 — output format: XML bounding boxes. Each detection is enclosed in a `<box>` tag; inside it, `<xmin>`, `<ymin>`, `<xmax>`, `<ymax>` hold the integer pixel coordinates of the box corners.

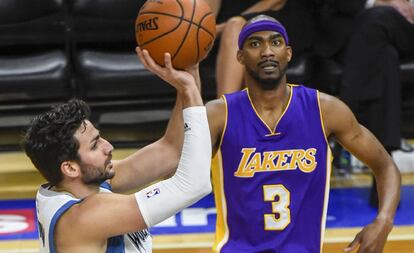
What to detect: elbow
<box><xmin>198</xmin><ymin>163</ymin><xmax>212</xmax><ymax>196</ymax></box>
<box><xmin>191</xmin><ymin>183</ymin><xmax>211</xmax><ymax>203</ymax></box>
<box><xmin>199</xmin><ymin>181</ymin><xmax>212</xmax><ymax>196</ymax></box>
<box><xmin>188</xmin><ymin>174</ymin><xmax>212</xmax><ymax>201</ymax></box>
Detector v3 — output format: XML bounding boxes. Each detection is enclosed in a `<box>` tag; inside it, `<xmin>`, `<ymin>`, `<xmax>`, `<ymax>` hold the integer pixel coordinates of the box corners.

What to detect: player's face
<box><xmin>238</xmin><ymin>31</ymin><xmax>292</xmax><ymax>90</ymax></box>
<box><xmin>74</xmin><ymin>120</ymin><xmax>115</xmax><ymax>185</ymax></box>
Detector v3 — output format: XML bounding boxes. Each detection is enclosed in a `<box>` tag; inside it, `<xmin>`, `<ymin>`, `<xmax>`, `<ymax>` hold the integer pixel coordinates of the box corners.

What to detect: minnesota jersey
<box><xmin>36</xmin><ymin>182</ymin><xmax>152</xmax><ymax>253</ymax></box>
<box><xmin>212</xmin><ymin>85</ymin><xmax>331</xmax><ymax>253</ymax></box>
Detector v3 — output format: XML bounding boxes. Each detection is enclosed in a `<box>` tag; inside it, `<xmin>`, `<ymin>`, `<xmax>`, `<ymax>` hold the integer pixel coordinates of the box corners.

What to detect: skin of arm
<box><xmin>214</xmin><ymin>0</ymin><xmax>287</xmax><ymax>35</ymax></box>
<box><xmin>54</xmin><ymin>51</ymin><xmax>206</xmax><ymax>252</ymax></box>
<box><xmin>55</xmin><ymin>193</ymin><xmax>144</xmax><ymax>252</ymax></box>
<box><xmin>374</xmin><ymin>0</ymin><xmax>414</xmax><ymax>23</ymax></box>
<box><xmin>205</xmin><ymin>88</ymin><xmax>400</xmax><ymax>253</ymax></box>
<box><xmin>319</xmin><ymin>92</ymin><xmax>401</xmax><ymax>253</ymax></box>
<box><xmin>109</xmin><ymin>51</ymin><xmax>202</xmax><ymax>193</ymax></box>
<box><xmin>204</xmin><ymin>0</ymin><xmax>222</xmax><ymax>19</ymax></box>
<box><xmin>241</xmin><ymin>0</ymin><xmax>287</xmax><ymax>15</ymax></box>
<box><xmin>205</xmin><ymin>98</ymin><xmax>226</xmax><ymax>155</ymax></box>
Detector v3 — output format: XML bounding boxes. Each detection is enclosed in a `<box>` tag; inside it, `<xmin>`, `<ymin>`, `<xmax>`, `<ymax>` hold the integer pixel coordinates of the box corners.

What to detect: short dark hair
<box><xmin>22</xmin><ymin>99</ymin><xmax>91</xmax><ymax>185</ymax></box>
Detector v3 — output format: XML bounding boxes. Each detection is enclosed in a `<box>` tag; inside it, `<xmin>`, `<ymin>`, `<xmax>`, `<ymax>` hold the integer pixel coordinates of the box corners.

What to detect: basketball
<box><xmin>135</xmin><ymin>0</ymin><xmax>216</xmax><ymax>69</ymax></box>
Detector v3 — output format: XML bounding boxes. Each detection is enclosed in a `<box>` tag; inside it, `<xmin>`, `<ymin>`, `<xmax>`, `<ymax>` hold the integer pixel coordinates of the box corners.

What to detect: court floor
<box><xmin>0</xmin><ymin>149</ymin><xmax>413</xmax><ymax>252</ymax></box>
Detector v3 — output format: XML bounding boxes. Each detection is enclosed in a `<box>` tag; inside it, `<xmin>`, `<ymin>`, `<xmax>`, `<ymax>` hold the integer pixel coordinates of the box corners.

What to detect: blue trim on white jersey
<box><xmin>100</xmin><ymin>181</ymin><xmax>112</xmax><ymax>191</ymax></box>
<box><xmin>48</xmin><ymin>200</ymin><xmax>81</xmax><ymax>253</ymax></box>
<box><xmin>106</xmin><ymin>235</ymin><xmax>126</xmax><ymax>253</ymax></box>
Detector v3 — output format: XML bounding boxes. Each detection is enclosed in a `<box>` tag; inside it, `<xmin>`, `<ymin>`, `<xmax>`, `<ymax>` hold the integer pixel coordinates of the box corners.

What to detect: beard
<box><xmin>79</xmin><ymin>159</ymin><xmax>114</xmax><ymax>185</ymax></box>
<box><xmin>246</xmin><ymin>62</ymin><xmax>288</xmax><ymax>90</ymax></box>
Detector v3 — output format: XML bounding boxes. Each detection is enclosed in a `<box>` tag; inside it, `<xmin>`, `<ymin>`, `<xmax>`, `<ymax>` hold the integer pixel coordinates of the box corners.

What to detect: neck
<box><xmin>55</xmin><ymin>180</ymin><xmax>100</xmax><ymax>199</ymax></box>
<box><xmin>246</xmin><ymin>75</ymin><xmax>290</xmax><ymax>111</ymax></box>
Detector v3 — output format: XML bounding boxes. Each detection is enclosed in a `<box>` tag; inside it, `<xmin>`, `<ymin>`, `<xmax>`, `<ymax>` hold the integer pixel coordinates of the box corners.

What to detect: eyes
<box><xmin>91</xmin><ymin>140</ymin><xmax>98</xmax><ymax>150</ymax></box>
<box><xmin>90</xmin><ymin>135</ymin><xmax>101</xmax><ymax>150</ymax></box>
<box><xmin>248</xmin><ymin>38</ymin><xmax>282</xmax><ymax>48</ymax></box>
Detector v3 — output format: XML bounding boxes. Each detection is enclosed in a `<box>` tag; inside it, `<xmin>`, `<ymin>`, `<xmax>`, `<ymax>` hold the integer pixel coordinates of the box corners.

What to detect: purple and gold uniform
<box><xmin>212</xmin><ymin>85</ymin><xmax>332</xmax><ymax>253</ymax></box>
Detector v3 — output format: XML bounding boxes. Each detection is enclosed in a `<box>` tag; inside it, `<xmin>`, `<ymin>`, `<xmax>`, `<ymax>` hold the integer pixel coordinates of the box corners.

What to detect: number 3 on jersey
<box><xmin>263</xmin><ymin>184</ymin><xmax>291</xmax><ymax>230</ymax></box>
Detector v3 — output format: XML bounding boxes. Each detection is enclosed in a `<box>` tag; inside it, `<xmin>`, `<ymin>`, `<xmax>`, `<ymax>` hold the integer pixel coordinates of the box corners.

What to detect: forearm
<box><xmin>110</xmin><ymin>90</ymin><xmax>199</xmax><ymax>191</ymax></box>
<box><xmin>180</xmin><ymin>85</ymin><xmax>203</xmax><ymax>108</ymax></box>
<box><xmin>162</xmin><ymin>93</ymin><xmax>184</xmax><ymax>149</ymax></box>
<box><xmin>135</xmin><ymin>107</ymin><xmax>212</xmax><ymax>228</ymax></box>
<box><xmin>204</xmin><ymin>0</ymin><xmax>221</xmax><ymax>18</ymax></box>
<box><xmin>242</xmin><ymin>0</ymin><xmax>287</xmax><ymax>15</ymax></box>
<box><xmin>164</xmin><ymin>64</ymin><xmax>202</xmax><ymax>151</ymax></box>
<box><xmin>374</xmin><ymin>161</ymin><xmax>401</xmax><ymax>223</ymax></box>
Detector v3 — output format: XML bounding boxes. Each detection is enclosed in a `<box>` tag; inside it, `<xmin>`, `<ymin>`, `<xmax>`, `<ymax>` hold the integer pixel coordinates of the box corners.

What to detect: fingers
<box><xmin>164</xmin><ymin>52</ymin><xmax>174</xmax><ymax>72</ymax></box>
<box><xmin>135</xmin><ymin>47</ymin><xmax>152</xmax><ymax>70</ymax></box>
<box><xmin>344</xmin><ymin>232</ymin><xmax>361</xmax><ymax>252</ymax></box>
<box><xmin>136</xmin><ymin>47</ymin><xmax>165</xmax><ymax>75</ymax></box>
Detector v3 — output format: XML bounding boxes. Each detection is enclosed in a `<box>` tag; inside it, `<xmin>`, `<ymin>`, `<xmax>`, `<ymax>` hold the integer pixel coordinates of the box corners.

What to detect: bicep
<box><xmin>322</xmin><ymin>95</ymin><xmax>390</xmax><ymax>171</ymax></box>
<box><xmin>110</xmin><ymin>139</ymin><xmax>180</xmax><ymax>192</ymax></box>
<box><xmin>337</xmin><ymin>124</ymin><xmax>390</xmax><ymax>172</ymax></box>
<box><xmin>206</xmin><ymin>99</ymin><xmax>225</xmax><ymax>155</ymax></box>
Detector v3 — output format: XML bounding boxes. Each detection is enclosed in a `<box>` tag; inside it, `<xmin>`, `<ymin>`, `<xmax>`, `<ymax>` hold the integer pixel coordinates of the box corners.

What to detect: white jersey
<box><xmin>36</xmin><ymin>182</ymin><xmax>152</xmax><ymax>253</ymax></box>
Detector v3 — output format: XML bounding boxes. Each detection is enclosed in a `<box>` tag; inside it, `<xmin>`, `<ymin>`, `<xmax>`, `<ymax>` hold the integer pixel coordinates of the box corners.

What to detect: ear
<box><xmin>60</xmin><ymin>161</ymin><xmax>80</xmax><ymax>179</ymax></box>
<box><xmin>286</xmin><ymin>46</ymin><xmax>292</xmax><ymax>63</ymax></box>
<box><xmin>236</xmin><ymin>50</ymin><xmax>244</xmax><ymax>64</ymax></box>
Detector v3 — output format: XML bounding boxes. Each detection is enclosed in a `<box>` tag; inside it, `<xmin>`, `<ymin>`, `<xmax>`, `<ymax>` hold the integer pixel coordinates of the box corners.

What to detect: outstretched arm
<box><xmin>374</xmin><ymin>0</ymin><xmax>414</xmax><ymax>23</ymax></box>
<box><xmin>213</xmin><ymin>0</ymin><xmax>286</xmax><ymax>36</ymax></box>
<box><xmin>58</xmin><ymin>54</ymin><xmax>211</xmax><ymax>243</ymax></box>
<box><xmin>241</xmin><ymin>0</ymin><xmax>287</xmax><ymax>15</ymax></box>
<box><xmin>205</xmin><ymin>0</ymin><xmax>221</xmax><ymax>19</ymax></box>
<box><xmin>320</xmin><ymin>92</ymin><xmax>401</xmax><ymax>253</ymax></box>
<box><xmin>109</xmin><ymin>48</ymin><xmax>203</xmax><ymax>192</ymax></box>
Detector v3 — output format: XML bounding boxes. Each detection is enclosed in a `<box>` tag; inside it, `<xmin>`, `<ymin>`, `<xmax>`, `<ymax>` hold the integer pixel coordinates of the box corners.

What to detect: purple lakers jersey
<box><xmin>212</xmin><ymin>85</ymin><xmax>331</xmax><ymax>253</ymax></box>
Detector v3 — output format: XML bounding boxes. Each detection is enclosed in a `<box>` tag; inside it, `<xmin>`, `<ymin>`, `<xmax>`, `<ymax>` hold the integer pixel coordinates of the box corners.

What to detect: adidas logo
<box><xmin>184</xmin><ymin>122</ymin><xmax>191</xmax><ymax>132</ymax></box>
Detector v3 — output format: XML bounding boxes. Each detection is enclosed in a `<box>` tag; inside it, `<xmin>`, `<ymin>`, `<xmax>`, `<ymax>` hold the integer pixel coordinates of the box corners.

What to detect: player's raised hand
<box><xmin>184</xmin><ymin>63</ymin><xmax>201</xmax><ymax>92</ymax></box>
<box><xmin>136</xmin><ymin>47</ymin><xmax>203</xmax><ymax>106</ymax></box>
<box><xmin>344</xmin><ymin>218</ymin><xmax>393</xmax><ymax>253</ymax></box>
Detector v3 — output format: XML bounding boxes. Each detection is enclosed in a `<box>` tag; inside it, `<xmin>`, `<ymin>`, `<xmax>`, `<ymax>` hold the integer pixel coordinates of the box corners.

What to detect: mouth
<box><xmin>258</xmin><ymin>60</ymin><xmax>279</xmax><ymax>72</ymax></box>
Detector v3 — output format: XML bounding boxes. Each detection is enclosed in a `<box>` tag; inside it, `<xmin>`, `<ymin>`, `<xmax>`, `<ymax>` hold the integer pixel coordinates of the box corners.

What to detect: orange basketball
<box><xmin>135</xmin><ymin>0</ymin><xmax>216</xmax><ymax>69</ymax></box>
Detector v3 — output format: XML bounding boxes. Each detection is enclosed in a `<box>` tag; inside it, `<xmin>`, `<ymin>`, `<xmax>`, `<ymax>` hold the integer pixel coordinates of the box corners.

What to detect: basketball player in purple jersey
<box><xmin>139</xmin><ymin>14</ymin><xmax>400</xmax><ymax>253</ymax></box>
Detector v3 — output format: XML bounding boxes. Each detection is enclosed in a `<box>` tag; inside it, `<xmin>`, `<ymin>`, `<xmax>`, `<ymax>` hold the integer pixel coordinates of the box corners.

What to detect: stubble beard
<box><xmin>80</xmin><ymin>160</ymin><xmax>114</xmax><ymax>185</ymax></box>
<box><xmin>246</xmin><ymin>64</ymin><xmax>288</xmax><ymax>91</ymax></box>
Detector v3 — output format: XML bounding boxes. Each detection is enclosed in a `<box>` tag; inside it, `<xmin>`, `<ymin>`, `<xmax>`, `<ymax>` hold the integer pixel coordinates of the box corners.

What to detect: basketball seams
<box><xmin>138</xmin><ymin>11</ymin><xmax>215</xmax><ymax>39</ymax></box>
<box><xmin>195</xmin><ymin>12</ymin><xmax>215</xmax><ymax>63</ymax></box>
<box><xmin>137</xmin><ymin>0</ymin><xmax>185</xmax><ymax>48</ymax></box>
<box><xmin>171</xmin><ymin>0</ymin><xmax>197</xmax><ymax>61</ymax></box>
<box><xmin>136</xmin><ymin>0</ymin><xmax>216</xmax><ymax>69</ymax></box>
<box><xmin>137</xmin><ymin>16</ymin><xmax>184</xmax><ymax>47</ymax></box>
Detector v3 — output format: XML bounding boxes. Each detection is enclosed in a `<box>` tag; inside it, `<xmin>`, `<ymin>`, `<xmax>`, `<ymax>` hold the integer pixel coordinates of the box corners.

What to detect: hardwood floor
<box><xmin>0</xmin><ymin>139</ymin><xmax>413</xmax><ymax>253</ymax></box>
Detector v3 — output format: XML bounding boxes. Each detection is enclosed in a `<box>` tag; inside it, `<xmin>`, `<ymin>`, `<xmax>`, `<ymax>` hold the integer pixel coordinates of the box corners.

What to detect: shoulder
<box><xmin>318</xmin><ymin>91</ymin><xmax>341</xmax><ymax>108</ymax></box>
<box><xmin>56</xmin><ymin>193</ymin><xmax>138</xmax><ymax>237</ymax></box>
<box><xmin>206</xmin><ymin>97</ymin><xmax>227</xmax><ymax>124</ymax></box>
<box><xmin>318</xmin><ymin>91</ymin><xmax>352</xmax><ymax>115</ymax></box>
<box><xmin>318</xmin><ymin>92</ymin><xmax>358</xmax><ymax>137</ymax></box>
<box><xmin>206</xmin><ymin>98</ymin><xmax>226</xmax><ymax>150</ymax></box>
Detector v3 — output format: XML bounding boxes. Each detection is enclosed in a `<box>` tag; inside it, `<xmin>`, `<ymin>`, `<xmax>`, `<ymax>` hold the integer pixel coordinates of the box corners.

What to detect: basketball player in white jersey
<box><xmin>23</xmin><ymin>51</ymin><xmax>211</xmax><ymax>253</ymax></box>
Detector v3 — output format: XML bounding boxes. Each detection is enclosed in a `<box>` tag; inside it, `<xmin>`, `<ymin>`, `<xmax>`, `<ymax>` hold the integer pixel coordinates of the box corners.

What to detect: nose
<box><xmin>103</xmin><ymin>138</ymin><xmax>114</xmax><ymax>155</ymax></box>
<box><xmin>261</xmin><ymin>42</ymin><xmax>275</xmax><ymax>57</ymax></box>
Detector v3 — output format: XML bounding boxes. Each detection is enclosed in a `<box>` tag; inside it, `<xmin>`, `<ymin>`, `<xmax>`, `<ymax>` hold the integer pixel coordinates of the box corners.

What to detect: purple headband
<box><xmin>238</xmin><ymin>20</ymin><xmax>289</xmax><ymax>49</ymax></box>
